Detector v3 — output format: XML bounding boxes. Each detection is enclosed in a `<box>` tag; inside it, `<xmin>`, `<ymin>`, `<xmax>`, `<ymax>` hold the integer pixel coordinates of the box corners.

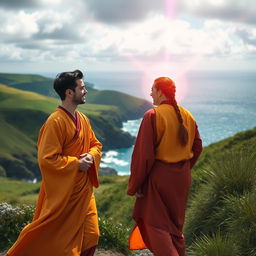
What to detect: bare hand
<box><xmin>79</xmin><ymin>153</ymin><xmax>94</xmax><ymax>172</ymax></box>
<box><xmin>135</xmin><ymin>192</ymin><xmax>144</xmax><ymax>198</ymax></box>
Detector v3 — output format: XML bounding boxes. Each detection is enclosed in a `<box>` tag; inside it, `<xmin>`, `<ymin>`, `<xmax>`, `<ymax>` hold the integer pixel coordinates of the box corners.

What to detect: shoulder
<box><xmin>77</xmin><ymin>111</ymin><xmax>89</xmax><ymax>122</ymax></box>
<box><xmin>144</xmin><ymin>108</ymin><xmax>156</xmax><ymax>118</ymax></box>
<box><xmin>44</xmin><ymin>109</ymin><xmax>67</xmax><ymax>129</ymax></box>
<box><xmin>179</xmin><ymin>105</ymin><xmax>195</xmax><ymax>121</ymax></box>
<box><xmin>77</xmin><ymin>111</ymin><xmax>92</xmax><ymax>128</ymax></box>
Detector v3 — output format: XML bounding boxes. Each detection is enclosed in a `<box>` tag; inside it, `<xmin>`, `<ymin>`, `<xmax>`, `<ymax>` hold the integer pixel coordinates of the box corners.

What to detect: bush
<box><xmin>227</xmin><ymin>192</ymin><xmax>256</xmax><ymax>256</ymax></box>
<box><xmin>185</xmin><ymin>150</ymin><xmax>256</xmax><ymax>246</ymax></box>
<box><xmin>0</xmin><ymin>202</ymin><xmax>34</xmax><ymax>252</ymax></box>
<box><xmin>0</xmin><ymin>203</ymin><xmax>131</xmax><ymax>255</ymax></box>
<box><xmin>98</xmin><ymin>217</ymin><xmax>131</xmax><ymax>255</ymax></box>
<box><xmin>187</xmin><ymin>231</ymin><xmax>240</xmax><ymax>256</ymax></box>
<box><xmin>207</xmin><ymin>150</ymin><xmax>256</xmax><ymax>197</ymax></box>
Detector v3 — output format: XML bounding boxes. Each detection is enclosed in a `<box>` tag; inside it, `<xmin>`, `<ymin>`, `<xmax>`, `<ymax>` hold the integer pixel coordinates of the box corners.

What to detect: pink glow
<box><xmin>126</xmin><ymin>52</ymin><xmax>203</xmax><ymax>104</ymax></box>
<box><xmin>165</xmin><ymin>0</ymin><xmax>177</xmax><ymax>18</ymax></box>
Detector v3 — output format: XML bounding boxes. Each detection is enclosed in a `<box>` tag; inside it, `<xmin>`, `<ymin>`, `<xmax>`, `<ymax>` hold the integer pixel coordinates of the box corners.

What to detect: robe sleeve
<box><xmin>190</xmin><ymin>123</ymin><xmax>203</xmax><ymax>169</ymax></box>
<box><xmin>127</xmin><ymin>109</ymin><xmax>156</xmax><ymax>196</ymax></box>
<box><xmin>87</xmin><ymin>120</ymin><xmax>102</xmax><ymax>188</ymax></box>
<box><xmin>37</xmin><ymin>116</ymin><xmax>80</xmax><ymax>210</ymax></box>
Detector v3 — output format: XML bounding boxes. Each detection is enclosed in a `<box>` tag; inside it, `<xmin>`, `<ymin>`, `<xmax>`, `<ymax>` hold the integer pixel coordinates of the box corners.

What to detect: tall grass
<box><xmin>227</xmin><ymin>191</ymin><xmax>256</xmax><ymax>256</ymax></box>
<box><xmin>185</xmin><ymin>150</ymin><xmax>256</xmax><ymax>252</ymax></box>
<box><xmin>187</xmin><ymin>231</ymin><xmax>240</xmax><ymax>256</ymax></box>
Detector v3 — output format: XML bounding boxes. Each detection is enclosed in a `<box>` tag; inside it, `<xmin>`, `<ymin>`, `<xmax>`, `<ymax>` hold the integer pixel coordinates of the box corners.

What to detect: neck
<box><xmin>157</xmin><ymin>95</ymin><xmax>168</xmax><ymax>105</ymax></box>
<box><xmin>60</xmin><ymin>101</ymin><xmax>77</xmax><ymax>117</ymax></box>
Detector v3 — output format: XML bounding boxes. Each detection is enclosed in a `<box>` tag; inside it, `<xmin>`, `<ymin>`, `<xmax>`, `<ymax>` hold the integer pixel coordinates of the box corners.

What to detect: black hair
<box><xmin>53</xmin><ymin>69</ymin><xmax>84</xmax><ymax>100</ymax></box>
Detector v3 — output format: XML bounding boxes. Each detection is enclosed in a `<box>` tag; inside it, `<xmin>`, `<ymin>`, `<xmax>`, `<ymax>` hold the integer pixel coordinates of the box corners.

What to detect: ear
<box><xmin>157</xmin><ymin>89</ymin><xmax>163</xmax><ymax>97</ymax></box>
<box><xmin>65</xmin><ymin>89</ymin><xmax>74</xmax><ymax>98</ymax></box>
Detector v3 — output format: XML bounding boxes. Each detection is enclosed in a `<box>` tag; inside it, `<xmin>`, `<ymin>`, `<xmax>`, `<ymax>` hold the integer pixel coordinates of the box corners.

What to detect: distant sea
<box><xmin>39</xmin><ymin>71</ymin><xmax>256</xmax><ymax>175</ymax></box>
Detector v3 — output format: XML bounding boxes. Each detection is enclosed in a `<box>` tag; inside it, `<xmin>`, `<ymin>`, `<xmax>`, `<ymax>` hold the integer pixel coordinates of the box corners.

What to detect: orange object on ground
<box><xmin>7</xmin><ymin>107</ymin><xmax>102</xmax><ymax>256</ymax></box>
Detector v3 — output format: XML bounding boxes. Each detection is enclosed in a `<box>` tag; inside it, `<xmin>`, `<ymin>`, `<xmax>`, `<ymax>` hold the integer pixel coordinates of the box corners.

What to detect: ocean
<box><xmin>40</xmin><ymin>70</ymin><xmax>256</xmax><ymax>175</ymax></box>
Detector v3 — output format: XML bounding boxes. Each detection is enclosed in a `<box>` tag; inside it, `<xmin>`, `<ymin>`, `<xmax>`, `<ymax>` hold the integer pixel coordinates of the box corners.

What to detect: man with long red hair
<box><xmin>127</xmin><ymin>77</ymin><xmax>203</xmax><ymax>256</ymax></box>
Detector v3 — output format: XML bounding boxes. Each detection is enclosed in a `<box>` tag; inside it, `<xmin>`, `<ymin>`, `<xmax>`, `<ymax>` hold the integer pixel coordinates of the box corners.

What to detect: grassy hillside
<box><xmin>0</xmin><ymin>84</ymin><xmax>135</xmax><ymax>180</ymax></box>
<box><xmin>190</xmin><ymin>127</ymin><xmax>256</xmax><ymax>196</ymax></box>
<box><xmin>0</xmin><ymin>127</ymin><xmax>256</xmax><ymax>255</ymax></box>
<box><xmin>0</xmin><ymin>72</ymin><xmax>152</xmax><ymax>121</ymax></box>
<box><xmin>0</xmin><ymin>72</ymin><xmax>56</xmax><ymax>97</ymax></box>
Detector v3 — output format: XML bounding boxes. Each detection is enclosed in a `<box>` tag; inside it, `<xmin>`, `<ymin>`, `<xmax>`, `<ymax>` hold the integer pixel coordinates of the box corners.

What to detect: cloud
<box><xmin>180</xmin><ymin>0</ymin><xmax>256</xmax><ymax>25</ymax></box>
<box><xmin>0</xmin><ymin>0</ymin><xmax>41</xmax><ymax>9</ymax></box>
<box><xmin>235</xmin><ymin>27</ymin><xmax>256</xmax><ymax>46</ymax></box>
<box><xmin>0</xmin><ymin>10</ymin><xmax>39</xmax><ymax>42</ymax></box>
<box><xmin>83</xmin><ymin>0</ymin><xmax>165</xmax><ymax>23</ymax></box>
<box><xmin>0</xmin><ymin>0</ymin><xmax>255</xmax><ymax>72</ymax></box>
<box><xmin>0</xmin><ymin>0</ymin><xmax>61</xmax><ymax>9</ymax></box>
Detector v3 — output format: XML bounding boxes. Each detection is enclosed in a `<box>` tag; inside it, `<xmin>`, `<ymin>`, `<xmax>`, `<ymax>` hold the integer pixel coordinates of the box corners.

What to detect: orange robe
<box><xmin>7</xmin><ymin>106</ymin><xmax>102</xmax><ymax>256</ymax></box>
<box><xmin>127</xmin><ymin>102</ymin><xmax>202</xmax><ymax>256</ymax></box>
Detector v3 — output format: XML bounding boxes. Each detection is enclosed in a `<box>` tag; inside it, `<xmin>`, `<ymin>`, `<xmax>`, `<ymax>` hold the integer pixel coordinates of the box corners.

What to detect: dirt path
<box><xmin>0</xmin><ymin>250</ymin><xmax>125</xmax><ymax>256</ymax></box>
<box><xmin>0</xmin><ymin>249</ymin><xmax>153</xmax><ymax>256</ymax></box>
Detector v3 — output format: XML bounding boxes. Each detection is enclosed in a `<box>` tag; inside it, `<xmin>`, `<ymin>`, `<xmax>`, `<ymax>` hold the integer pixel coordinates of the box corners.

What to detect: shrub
<box><xmin>227</xmin><ymin>191</ymin><xmax>256</xmax><ymax>256</ymax></box>
<box><xmin>185</xmin><ymin>150</ymin><xmax>256</xmax><ymax>246</ymax></box>
<box><xmin>0</xmin><ymin>203</ymin><xmax>131</xmax><ymax>255</ymax></box>
<box><xmin>207</xmin><ymin>150</ymin><xmax>256</xmax><ymax>197</ymax></box>
<box><xmin>187</xmin><ymin>231</ymin><xmax>240</xmax><ymax>256</ymax></box>
<box><xmin>0</xmin><ymin>202</ymin><xmax>34</xmax><ymax>251</ymax></box>
<box><xmin>98</xmin><ymin>217</ymin><xmax>131</xmax><ymax>255</ymax></box>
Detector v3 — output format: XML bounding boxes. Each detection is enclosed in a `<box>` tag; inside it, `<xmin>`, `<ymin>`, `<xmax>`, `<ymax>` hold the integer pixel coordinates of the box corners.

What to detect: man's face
<box><xmin>150</xmin><ymin>83</ymin><xmax>161</xmax><ymax>106</ymax></box>
<box><xmin>73</xmin><ymin>79</ymin><xmax>88</xmax><ymax>105</ymax></box>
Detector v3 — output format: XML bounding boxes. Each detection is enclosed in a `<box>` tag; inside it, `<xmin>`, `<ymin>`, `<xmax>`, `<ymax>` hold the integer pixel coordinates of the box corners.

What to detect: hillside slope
<box><xmin>0</xmin><ymin>84</ymin><xmax>135</xmax><ymax>180</ymax></box>
<box><xmin>0</xmin><ymin>72</ymin><xmax>152</xmax><ymax>121</ymax></box>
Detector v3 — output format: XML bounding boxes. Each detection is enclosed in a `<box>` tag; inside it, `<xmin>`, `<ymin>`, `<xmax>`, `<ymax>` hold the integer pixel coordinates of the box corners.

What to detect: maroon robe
<box><xmin>127</xmin><ymin>107</ymin><xmax>202</xmax><ymax>256</ymax></box>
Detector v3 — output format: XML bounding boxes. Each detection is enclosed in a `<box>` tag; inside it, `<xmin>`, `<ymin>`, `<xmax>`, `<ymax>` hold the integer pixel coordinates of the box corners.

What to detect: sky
<box><xmin>0</xmin><ymin>0</ymin><xmax>256</xmax><ymax>74</ymax></box>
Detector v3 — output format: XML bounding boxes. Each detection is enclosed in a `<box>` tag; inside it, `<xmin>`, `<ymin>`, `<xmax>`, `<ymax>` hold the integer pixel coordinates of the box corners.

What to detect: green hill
<box><xmin>0</xmin><ymin>72</ymin><xmax>152</xmax><ymax>121</ymax></box>
<box><xmin>0</xmin><ymin>84</ymin><xmax>135</xmax><ymax>180</ymax></box>
<box><xmin>0</xmin><ymin>72</ymin><xmax>56</xmax><ymax>97</ymax></box>
<box><xmin>190</xmin><ymin>127</ymin><xmax>256</xmax><ymax>196</ymax></box>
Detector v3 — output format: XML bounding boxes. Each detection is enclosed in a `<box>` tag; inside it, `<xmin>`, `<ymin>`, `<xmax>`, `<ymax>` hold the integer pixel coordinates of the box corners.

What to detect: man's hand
<box><xmin>135</xmin><ymin>191</ymin><xmax>144</xmax><ymax>198</ymax></box>
<box><xmin>78</xmin><ymin>153</ymin><xmax>94</xmax><ymax>172</ymax></box>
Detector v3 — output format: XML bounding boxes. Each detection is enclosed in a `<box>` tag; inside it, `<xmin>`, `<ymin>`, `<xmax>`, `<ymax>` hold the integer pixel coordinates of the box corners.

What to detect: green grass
<box><xmin>0</xmin><ymin>120</ymin><xmax>35</xmax><ymax>158</ymax></box>
<box><xmin>0</xmin><ymin>177</ymin><xmax>40</xmax><ymax>205</ymax></box>
<box><xmin>190</xmin><ymin>127</ymin><xmax>256</xmax><ymax>197</ymax></box>
<box><xmin>185</xmin><ymin>149</ymin><xmax>256</xmax><ymax>245</ymax></box>
<box><xmin>188</xmin><ymin>231</ymin><xmax>240</xmax><ymax>256</ymax></box>
<box><xmin>95</xmin><ymin>176</ymin><xmax>135</xmax><ymax>226</ymax></box>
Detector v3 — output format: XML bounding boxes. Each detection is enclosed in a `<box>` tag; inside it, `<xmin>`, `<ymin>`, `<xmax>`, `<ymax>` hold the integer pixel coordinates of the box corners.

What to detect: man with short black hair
<box><xmin>7</xmin><ymin>70</ymin><xmax>102</xmax><ymax>256</ymax></box>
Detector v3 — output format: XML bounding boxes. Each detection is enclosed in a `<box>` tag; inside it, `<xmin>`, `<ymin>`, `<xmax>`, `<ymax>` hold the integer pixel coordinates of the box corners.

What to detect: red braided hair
<box><xmin>154</xmin><ymin>77</ymin><xmax>188</xmax><ymax>146</ymax></box>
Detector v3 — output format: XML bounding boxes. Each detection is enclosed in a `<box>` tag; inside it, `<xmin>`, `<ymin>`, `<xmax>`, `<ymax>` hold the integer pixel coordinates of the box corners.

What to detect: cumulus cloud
<box><xmin>0</xmin><ymin>0</ymin><xmax>61</xmax><ymax>9</ymax></box>
<box><xmin>83</xmin><ymin>0</ymin><xmax>165</xmax><ymax>23</ymax></box>
<box><xmin>0</xmin><ymin>0</ymin><xmax>255</xmax><ymax>72</ymax></box>
<box><xmin>235</xmin><ymin>27</ymin><xmax>256</xmax><ymax>46</ymax></box>
<box><xmin>76</xmin><ymin>0</ymin><xmax>256</xmax><ymax>25</ymax></box>
<box><xmin>0</xmin><ymin>10</ymin><xmax>39</xmax><ymax>43</ymax></box>
<box><xmin>179</xmin><ymin>0</ymin><xmax>256</xmax><ymax>25</ymax></box>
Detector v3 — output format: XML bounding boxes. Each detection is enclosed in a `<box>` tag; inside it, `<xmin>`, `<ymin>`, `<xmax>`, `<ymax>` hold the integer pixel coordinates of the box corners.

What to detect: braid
<box><xmin>154</xmin><ymin>76</ymin><xmax>189</xmax><ymax>146</ymax></box>
<box><xmin>171</xmin><ymin>97</ymin><xmax>189</xmax><ymax>147</ymax></box>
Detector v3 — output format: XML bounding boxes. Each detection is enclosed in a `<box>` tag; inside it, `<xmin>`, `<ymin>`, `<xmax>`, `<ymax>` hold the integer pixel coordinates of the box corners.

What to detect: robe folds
<box><xmin>7</xmin><ymin>107</ymin><xmax>102</xmax><ymax>256</ymax></box>
<box><xmin>128</xmin><ymin>103</ymin><xmax>202</xmax><ymax>256</ymax></box>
